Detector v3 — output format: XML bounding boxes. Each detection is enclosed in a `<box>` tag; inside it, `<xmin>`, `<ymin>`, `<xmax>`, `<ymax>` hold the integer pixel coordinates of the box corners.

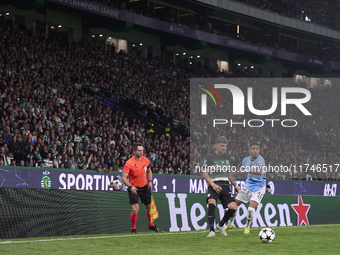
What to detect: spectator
<box><xmin>11</xmin><ymin>159</ymin><xmax>17</xmax><ymax>166</ymax></box>
<box><xmin>98</xmin><ymin>157</ymin><xmax>108</xmax><ymax>172</ymax></box>
<box><xmin>34</xmin><ymin>146</ymin><xmax>42</xmax><ymax>163</ymax></box>
<box><xmin>68</xmin><ymin>155</ymin><xmax>77</xmax><ymax>169</ymax></box>
<box><xmin>3</xmin><ymin>127</ymin><xmax>12</xmax><ymax>144</ymax></box>
<box><xmin>0</xmin><ymin>147</ymin><xmax>8</xmax><ymax>165</ymax></box>
<box><xmin>9</xmin><ymin>135</ymin><xmax>21</xmax><ymax>161</ymax></box>
<box><xmin>43</xmin><ymin>153</ymin><xmax>53</xmax><ymax>168</ymax></box>
<box><xmin>53</xmin><ymin>154</ymin><xmax>62</xmax><ymax>168</ymax></box>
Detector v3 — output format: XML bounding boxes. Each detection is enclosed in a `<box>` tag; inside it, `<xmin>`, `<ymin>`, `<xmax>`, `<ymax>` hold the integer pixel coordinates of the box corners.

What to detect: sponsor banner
<box><xmin>0</xmin><ymin>167</ymin><xmax>338</xmax><ymax>196</ymax></box>
<box><xmin>232</xmin><ymin>180</ymin><xmax>338</xmax><ymax>197</ymax></box>
<box><xmin>159</xmin><ymin>193</ymin><xmax>340</xmax><ymax>232</ymax></box>
<box><xmin>45</xmin><ymin>0</ymin><xmax>340</xmax><ymax>70</ymax></box>
<box><xmin>1</xmin><ymin>187</ymin><xmax>339</xmax><ymax>238</ymax></box>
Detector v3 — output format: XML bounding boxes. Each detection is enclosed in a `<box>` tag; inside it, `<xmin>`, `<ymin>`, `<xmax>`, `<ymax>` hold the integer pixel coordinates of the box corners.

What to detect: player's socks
<box><xmin>208</xmin><ymin>204</ymin><xmax>216</xmax><ymax>232</ymax></box>
<box><xmin>229</xmin><ymin>210</ymin><xmax>237</xmax><ymax>226</ymax></box>
<box><xmin>219</xmin><ymin>209</ymin><xmax>236</xmax><ymax>227</ymax></box>
<box><xmin>131</xmin><ymin>212</ymin><xmax>138</xmax><ymax>230</ymax></box>
<box><xmin>146</xmin><ymin>211</ymin><xmax>155</xmax><ymax>227</ymax></box>
<box><xmin>245</xmin><ymin>219</ymin><xmax>252</xmax><ymax>228</ymax></box>
<box><xmin>245</xmin><ymin>207</ymin><xmax>255</xmax><ymax>228</ymax></box>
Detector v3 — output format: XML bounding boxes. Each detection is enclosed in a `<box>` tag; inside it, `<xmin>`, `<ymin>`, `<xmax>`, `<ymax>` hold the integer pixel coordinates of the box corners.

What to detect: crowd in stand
<box><xmin>0</xmin><ymin>21</ymin><xmax>222</xmax><ymax>175</ymax></box>
<box><xmin>0</xmin><ymin>18</ymin><xmax>339</xmax><ymax>182</ymax></box>
<box><xmin>93</xmin><ymin>0</ymin><xmax>340</xmax><ymax>62</ymax></box>
<box><xmin>191</xmin><ymin>79</ymin><xmax>340</xmax><ymax>182</ymax></box>
<box><xmin>236</xmin><ymin>0</ymin><xmax>340</xmax><ymax>31</ymax></box>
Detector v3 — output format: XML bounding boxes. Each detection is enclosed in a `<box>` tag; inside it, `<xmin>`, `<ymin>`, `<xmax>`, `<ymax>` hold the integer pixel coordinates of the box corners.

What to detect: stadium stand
<box><xmin>92</xmin><ymin>0</ymin><xmax>340</xmax><ymax>61</ymax></box>
<box><xmin>0</xmin><ymin>0</ymin><xmax>339</xmax><ymax>182</ymax></box>
<box><xmin>235</xmin><ymin>0</ymin><xmax>340</xmax><ymax>31</ymax></box>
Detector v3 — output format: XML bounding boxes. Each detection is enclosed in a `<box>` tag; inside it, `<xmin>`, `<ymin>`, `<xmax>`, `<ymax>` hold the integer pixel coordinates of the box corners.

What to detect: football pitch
<box><xmin>1</xmin><ymin>224</ymin><xmax>339</xmax><ymax>255</ymax></box>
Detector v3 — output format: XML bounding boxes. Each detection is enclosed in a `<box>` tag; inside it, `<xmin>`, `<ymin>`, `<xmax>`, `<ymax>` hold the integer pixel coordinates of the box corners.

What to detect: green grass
<box><xmin>1</xmin><ymin>225</ymin><xmax>340</xmax><ymax>255</ymax></box>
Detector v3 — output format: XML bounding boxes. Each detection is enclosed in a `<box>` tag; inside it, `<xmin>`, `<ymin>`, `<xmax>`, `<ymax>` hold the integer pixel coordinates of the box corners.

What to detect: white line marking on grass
<box><xmin>1</xmin><ymin>224</ymin><xmax>339</xmax><ymax>244</ymax></box>
<box><xmin>266</xmin><ymin>224</ymin><xmax>340</xmax><ymax>229</ymax></box>
<box><xmin>0</xmin><ymin>231</ymin><xmax>206</xmax><ymax>244</ymax></box>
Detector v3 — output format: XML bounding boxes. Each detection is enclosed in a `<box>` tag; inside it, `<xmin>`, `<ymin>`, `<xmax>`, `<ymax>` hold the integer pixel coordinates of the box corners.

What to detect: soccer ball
<box><xmin>259</xmin><ymin>228</ymin><xmax>275</xmax><ymax>243</ymax></box>
<box><xmin>111</xmin><ymin>180</ymin><xmax>122</xmax><ymax>190</ymax></box>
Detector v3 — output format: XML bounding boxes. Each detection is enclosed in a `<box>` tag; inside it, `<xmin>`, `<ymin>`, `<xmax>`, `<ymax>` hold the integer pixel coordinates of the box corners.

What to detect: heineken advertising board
<box><xmin>0</xmin><ymin>188</ymin><xmax>339</xmax><ymax>238</ymax></box>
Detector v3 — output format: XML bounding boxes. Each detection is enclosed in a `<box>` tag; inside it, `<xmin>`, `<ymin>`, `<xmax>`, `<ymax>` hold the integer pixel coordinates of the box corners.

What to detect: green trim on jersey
<box><xmin>203</xmin><ymin>152</ymin><xmax>234</xmax><ymax>184</ymax></box>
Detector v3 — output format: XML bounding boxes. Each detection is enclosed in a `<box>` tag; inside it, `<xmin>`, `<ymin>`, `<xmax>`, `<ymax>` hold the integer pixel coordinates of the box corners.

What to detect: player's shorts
<box><xmin>206</xmin><ymin>185</ymin><xmax>236</xmax><ymax>208</ymax></box>
<box><xmin>236</xmin><ymin>186</ymin><xmax>266</xmax><ymax>205</ymax></box>
<box><xmin>128</xmin><ymin>185</ymin><xmax>152</xmax><ymax>205</ymax></box>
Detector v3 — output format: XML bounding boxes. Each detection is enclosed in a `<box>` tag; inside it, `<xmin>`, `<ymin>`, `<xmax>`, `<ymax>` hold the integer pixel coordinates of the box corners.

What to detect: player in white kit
<box><xmin>225</xmin><ymin>142</ymin><xmax>266</xmax><ymax>234</ymax></box>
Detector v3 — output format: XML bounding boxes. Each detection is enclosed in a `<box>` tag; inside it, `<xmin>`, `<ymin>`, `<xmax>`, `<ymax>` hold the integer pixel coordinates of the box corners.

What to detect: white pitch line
<box><xmin>1</xmin><ymin>224</ymin><xmax>339</xmax><ymax>244</ymax></box>
<box><xmin>0</xmin><ymin>231</ymin><xmax>207</xmax><ymax>244</ymax></box>
<box><xmin>268</xmin><ymin>224</ymin><xmax>340</xmax><ymax>229</ymax></box>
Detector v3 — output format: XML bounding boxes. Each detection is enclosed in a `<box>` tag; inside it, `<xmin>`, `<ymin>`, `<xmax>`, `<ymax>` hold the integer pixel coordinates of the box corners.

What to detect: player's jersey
<box><xmin>242</xmin><ymin>154</ymin><xmax>266</xmax><ymax>191</ymax></box>
<box><xmin>123</xmin><ymin>156</ymin><xmax>150</xmax><ymax>187</ymax></box>
<box><xmin>203</xmin><ymin>152</ymin><xmax>234</xmax><ymax>185</ymax></box>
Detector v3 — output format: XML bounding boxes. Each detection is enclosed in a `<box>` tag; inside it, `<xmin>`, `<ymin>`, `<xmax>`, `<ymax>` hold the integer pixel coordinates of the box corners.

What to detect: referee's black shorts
<box><xmin>128</xmin><ymin>185</ymin><xmax>152</xmax><ymax>205</ymax></box>
<box><xmin>206</xmin><ymin>184</ymin><xmax>235</xmax><ymax>209</ymax></box>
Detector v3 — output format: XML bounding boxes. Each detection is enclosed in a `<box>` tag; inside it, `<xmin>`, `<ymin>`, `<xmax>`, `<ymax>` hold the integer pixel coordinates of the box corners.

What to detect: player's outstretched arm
<box><xmin>228</xmin><ymin>173</ymin><xmax>240</xmax><ymax>194</ymax></box>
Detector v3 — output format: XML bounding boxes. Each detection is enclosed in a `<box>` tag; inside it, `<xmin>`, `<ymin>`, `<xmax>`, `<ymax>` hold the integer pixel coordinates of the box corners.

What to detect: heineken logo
<box><xmin>165</xmin><ymin>193</ymin><xmax>312</xmax><ymax>231</ymax></box>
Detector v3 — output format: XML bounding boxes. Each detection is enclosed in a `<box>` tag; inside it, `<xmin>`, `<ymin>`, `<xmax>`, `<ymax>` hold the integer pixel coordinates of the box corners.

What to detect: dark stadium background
<box><xmin>0</xmin><ymin>0</ymin><xmax>339</xmax><ymax>238</ymax></box>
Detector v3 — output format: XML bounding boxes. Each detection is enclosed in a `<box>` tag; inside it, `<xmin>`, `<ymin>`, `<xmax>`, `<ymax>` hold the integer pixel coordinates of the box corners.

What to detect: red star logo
<box><xmin>291</xmin><ymin>196</ymin><xmax>311</xmax><ymax>225</ymax></box>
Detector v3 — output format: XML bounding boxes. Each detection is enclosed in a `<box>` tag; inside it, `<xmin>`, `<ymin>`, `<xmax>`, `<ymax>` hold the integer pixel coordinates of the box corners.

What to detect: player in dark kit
<box><xmin>202</xmin><ymin>136</ymin><xmax>240</xmax><ymax>237</ymax></box>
